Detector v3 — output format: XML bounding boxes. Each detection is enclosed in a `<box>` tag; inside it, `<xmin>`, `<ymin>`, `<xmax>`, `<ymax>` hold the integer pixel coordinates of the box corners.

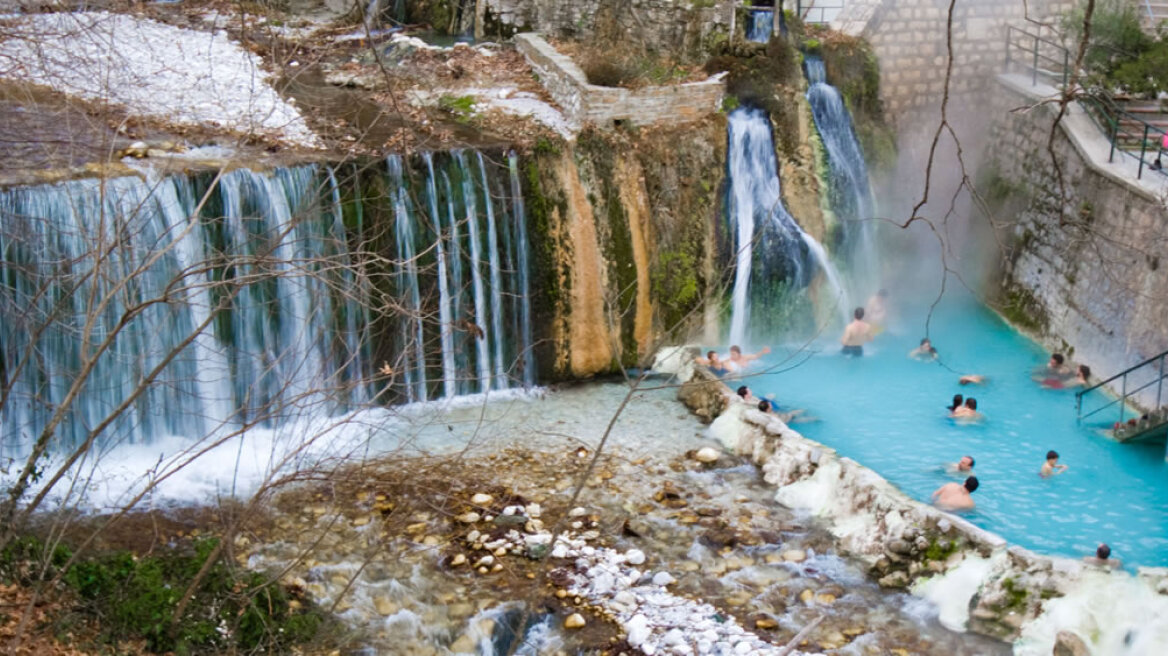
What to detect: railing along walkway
<box><xmin>1004</xmin><ymin>26</ymin><xmax>1168</xmax><ymax>182</ymax></box>
<box><xmin>1076</xmin><ymin>349</ymin><xmax>1168</xmax><ymax>444</ymax></box>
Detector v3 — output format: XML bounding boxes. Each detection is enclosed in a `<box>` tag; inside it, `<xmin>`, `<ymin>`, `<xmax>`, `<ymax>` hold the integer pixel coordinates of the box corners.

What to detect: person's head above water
<box><xmin>736</xmin><ymin>385</ymin><xmax>750</xmax><ymax>399</ymax></box>
<box><xmin>853</xmin><ymin>307</ymin><xmax>865</xmax><ymax>321</ymax></box>
<box><xmin>1096</xmin><ymin>544</ymin><xmax>1111</xmax><ymax>560</ymax></box>
<box><xmin>758</xmin><ymin>399</ymin><xmax>771</xmax><ymax>413</ymax></box>
<box><xmin>1078</xmin><ymin>364</ymin><xmax>1091</xmax><ymax>379</ymax></box>
<box><xmin>965</xmin><ymin>398</ymin><xmax>978</xmax><ymax>410</ymax></box>
<box><xmin>1046</xmin><ymin>449</ymin><xmax>1059</xmax><ymax>462</ymax></box>
<box><xmin>707</xmin><ymin>350</ymin><xmax>719</xmax><ymax>361</ymax></box>
<box><xmin>1050</xmin><ymin>353</ymin><xmax>1065</xmax><ymax>367</ymax></box>
<box><xmin>963</xmin><ymin>476</ymin><xmax>980</xmax><ymax>493</ymax></box>
<box><xmin>958</xmin><ymin>455</ymin><xmax>975</xmax><ymax>471</ymax></box>
<box><xmin>730</xmin><ymin>345</ymin><xmax>742</xmax><ymax>357</ymax></box>
<box><xmin>950</xmin><ymin>394</ymin><xmax>964</xmax><ymax>410</ymax></box>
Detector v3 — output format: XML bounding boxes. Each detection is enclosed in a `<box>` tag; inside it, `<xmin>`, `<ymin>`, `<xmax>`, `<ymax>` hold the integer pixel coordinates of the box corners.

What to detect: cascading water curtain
<box><xmin>385</xmin><ymin>151</ymin><xmax>536</xmax><ymax>402</ymax></box>
<box><xmin>1</xmin><ymin>166</ymin><xmax>375</xmax><ymax>457</ymax></box>
<box><xmin>0</xmin><ymin>153</ymin><xmax>537</xmax><ymax>459</ymax></box>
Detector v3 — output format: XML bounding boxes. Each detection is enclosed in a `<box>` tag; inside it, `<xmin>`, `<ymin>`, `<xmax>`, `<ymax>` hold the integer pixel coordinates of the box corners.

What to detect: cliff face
<box><xmin>522</xmin><ymin>118</ymin><xmax>729</xmax><ymax>380</ymax></box>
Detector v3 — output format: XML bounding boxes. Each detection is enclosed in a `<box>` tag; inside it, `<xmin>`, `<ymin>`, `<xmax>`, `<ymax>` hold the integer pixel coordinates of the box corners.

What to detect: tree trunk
<box><xmin>474</xmin><ymin>0</ymin><xmax>486</xmax><ymax>40</ymax></box>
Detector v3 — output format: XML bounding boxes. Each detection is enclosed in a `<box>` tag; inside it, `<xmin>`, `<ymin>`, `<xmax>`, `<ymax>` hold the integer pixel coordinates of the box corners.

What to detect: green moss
<box><xmin>922</xmin><ymin>537</ymin><xmax>958</xmax><ymax>563</ymax></box>
<box><xmin>1000</xmin><ymin>286</ymin><xmax>1050</xmax><ymax>334</ymax></box>
<box><xmin>705</xmin><ymin>36</ymin><xmax>804</xmax><ymax>157</ymax></box>
<box><xmin>577</xmin><ymin>130</ymin><xmax>639</xmax><ymax>365</ymax></box>
<box><xmin>438</xmin><ymin>94</ymin><xmax>477</xmax><ymax>124</ymax></box>
<box><xmin>1001</xmin><ymin>577</ymin><xmax>1029</xmax><ymax>612</ymax></box>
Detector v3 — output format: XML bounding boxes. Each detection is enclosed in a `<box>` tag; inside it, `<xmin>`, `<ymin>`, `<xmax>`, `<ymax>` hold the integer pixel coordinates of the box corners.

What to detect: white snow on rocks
<box><xmin>0</xmin><ymin>12</ymin><xmax>318</xmax><ymax>147</ymax></box>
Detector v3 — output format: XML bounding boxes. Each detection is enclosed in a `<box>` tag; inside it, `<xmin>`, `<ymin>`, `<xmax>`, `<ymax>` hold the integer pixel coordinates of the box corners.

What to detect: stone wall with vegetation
<box><xmin>514</xmin><ymin>33</ymin><xmax>725</xmax><ymax>128</ymax></box>
<box><xmin>981</xmin><ymin>77</ymin><xmax>1168</xmax><ymax>405</ymax></box>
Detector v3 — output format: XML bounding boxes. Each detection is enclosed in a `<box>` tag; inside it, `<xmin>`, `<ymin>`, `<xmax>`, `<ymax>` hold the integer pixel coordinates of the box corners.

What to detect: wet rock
<box><xmin>652</xmin><ymin>571</ymin><xmax>676</xmax><ymax>586</ymax></box>
<box><xmin>470</xmin><ymin>493</ymin><xmax>493</xmax><ymax>506</ymax></box>
<box><xmin>564</xmin><ymin>613</ymin><xmax>586</xmax><ymax>629</ymax></box>
<box><xmin>374</xmin><ymin>596</ymin><xmax>399</xmax><ymax>616</ymax></box>
<box><xmin>888</xmin><ymin>539</ymin><xmax>913</xmax><ymax>555</ymax></box>
<box><xmin>457</xmin><ymin>512</ymin><xmax>481</xmax><ymax>524</ymax></box>
<box><xmin>449</xmin><ymin>634</ymin><xmax>476</xmax><ymax>653</ymax></box>
<box><xmin>1053</xmin><ymin>630</ymin><xmax>1090</xmax><ymax>656</ymax></box>
<box><xmin>569</xmin><ymin>507</ymin><xmax>588</xmax><ymax>518</ymax></box>
<box><xmin>448</xmin><ymin>554</ymin><xmax>467</xmax><ymax>567</ymax></box>
<box><xmin>781</xmin><ymin>549</ymin><xmax>807</xmax><ymax>563</ymax></box>
<box><xmin>493</xmin><ymin>514</ymin><xmax>526</xmax><ymax>528</ymax></box>
<box><xmin>754</xmin><ymin>617</ymin><xmax>778</xmax><ymax>629</ymax></box>
<box><xmin>878</xmin><ymin>571</ymin><xmax>910</xmax><ymax>588</ymax></box>
<box><xmin>691</xmin><ymin>447</ymin><xmax>721</xmax><ymax>463</ymax></box>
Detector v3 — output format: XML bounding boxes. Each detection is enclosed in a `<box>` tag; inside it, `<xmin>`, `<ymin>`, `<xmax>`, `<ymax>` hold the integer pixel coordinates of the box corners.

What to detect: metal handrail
<box><xmin>1004</xmin><ymin>26</ymin><xmax>1168</xmax><ymax>180</ymax></box>
<box><xmin>1076</xmin><ymin>349</ymin><xmax>1168</xmax><ymax>424</ymax></box>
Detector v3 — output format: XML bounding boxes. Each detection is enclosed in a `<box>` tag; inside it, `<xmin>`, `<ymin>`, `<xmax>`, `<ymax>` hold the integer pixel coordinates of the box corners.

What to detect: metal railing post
<box><xmin>1076</xmin><ymin>391</ymin><xmax>1083</xmax><ymax>424</ymax></box>
<box><xmin>1110</xmin><ymin>117</ymin><xmax>1118</xmax><ymax>163</ymax></box>
<box><xmin>1032</xmin><ymin>33</ymin><xmax>1039</xmax><ymax>86</ymax></box>
<box><xmin>1120</xmin><ymin>373</ymin><xmax>1128</xmax><ymax>425</ymax></box>
<box><xmin>1139</xmin><ymin>124</ymin><xmax>1150</xmax><ymax>179</ymax></box>
<box><xmin>1158</xmin><ymin>354</ymin><xmax>1165</xmax><ymax>410</ymax></box>
<box><xmin>1005</xmin><ymin>27</ymin><xmax>1012</xmax><ymax>72</ymax></box>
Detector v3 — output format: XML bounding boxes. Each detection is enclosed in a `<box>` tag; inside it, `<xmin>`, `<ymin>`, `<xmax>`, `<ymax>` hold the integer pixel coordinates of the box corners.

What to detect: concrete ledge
<box><xmin>515</xmin><ymin>32</ymin><xmax>725</xmax><ymax>130</ymax></box>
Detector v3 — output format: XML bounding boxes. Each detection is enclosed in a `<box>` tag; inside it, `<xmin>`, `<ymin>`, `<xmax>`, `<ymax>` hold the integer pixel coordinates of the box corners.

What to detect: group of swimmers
<box><xmin>694</xmin><ymin>345</ymin><xmax>771</xmax><ymax>377</ymax></box>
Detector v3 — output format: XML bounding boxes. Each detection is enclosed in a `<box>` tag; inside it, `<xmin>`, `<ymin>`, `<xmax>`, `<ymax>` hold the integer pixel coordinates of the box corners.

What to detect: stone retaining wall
<box><xmin>487</xmin><ymin>0</ymin><xmax>734</xmax><ymax>53</ymax></box>
<box><xmin>832</xmin><ymin>0</ymin><xmax>1072</xmax><ymax>124</ymax></box>
<box><xmin>674</xmin><ymin>365</ymin><xmax>1168</xmax><ymax>652</ymax></box>
<box><xmin>514</xmin><ymin>33</ymin><xmax>725</xmax><ymax>129</ymax></box>
<box><xmin>983</xmin><ymin>75</ymin><xmax>1168</xmax><ymax>411</ymax></box>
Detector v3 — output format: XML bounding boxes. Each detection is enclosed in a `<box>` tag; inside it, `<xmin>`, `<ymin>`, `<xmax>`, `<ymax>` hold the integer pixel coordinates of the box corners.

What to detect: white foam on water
<box><xmin>913</xmin><ymin>553</ymin><xmax>1000</xmax><ymax>631</ymax></box>
<box><xmin>1016</xmin><ymin>570</ymin><xmax>1168</xmax><ymax>656</ymax></box>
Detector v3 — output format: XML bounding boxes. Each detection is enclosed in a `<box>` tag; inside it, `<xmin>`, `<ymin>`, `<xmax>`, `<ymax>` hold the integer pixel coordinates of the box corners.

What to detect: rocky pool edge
<box><xmin>665</xmin><ymin>357</ymin><xmax>1168</xmax><ymax>655</ymax></box>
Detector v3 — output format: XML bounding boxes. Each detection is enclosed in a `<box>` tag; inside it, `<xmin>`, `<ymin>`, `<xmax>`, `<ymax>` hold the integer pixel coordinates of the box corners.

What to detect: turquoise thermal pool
<box><xmin>745</xmin><ymin>295</ymin><xmax>1168</xmax><ymax>568</ymax></box>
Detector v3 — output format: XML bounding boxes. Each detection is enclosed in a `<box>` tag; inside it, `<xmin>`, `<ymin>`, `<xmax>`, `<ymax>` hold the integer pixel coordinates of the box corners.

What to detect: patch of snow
<box><xmin>486</xmin><ymin>93</ymin><xmax>577</xmax><ymax>140</ymax></box>
<box><xmin>0</xmin><ymin>11</ymin><xmax>319</xmax><ymax>147</ymax></box>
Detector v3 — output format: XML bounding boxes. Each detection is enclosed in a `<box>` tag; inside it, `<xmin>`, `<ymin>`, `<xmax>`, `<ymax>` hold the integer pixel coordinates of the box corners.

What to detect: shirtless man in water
<box><xmin>840</xmin><ymin>308</ymin><xmax>872</xmax><ymax>357</ymax></box>
<box><xmin>932</xmin><ymin>476</ymin><xmax>979</xmax><ymax>510</ymax></box>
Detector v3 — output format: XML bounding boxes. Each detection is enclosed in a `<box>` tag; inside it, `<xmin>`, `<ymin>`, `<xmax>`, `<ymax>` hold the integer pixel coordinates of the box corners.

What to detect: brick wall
<box><xmin>515</xmin><ymin>33</ymin><xmax>725</xmax><ymax>129</ymax></box>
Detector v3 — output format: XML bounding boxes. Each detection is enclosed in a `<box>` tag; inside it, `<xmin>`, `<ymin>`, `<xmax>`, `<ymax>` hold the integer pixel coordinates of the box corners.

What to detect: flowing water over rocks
<box><xmin>242</xmin><ymin>382</ymin><xmax>1009</xmax><ymax>655</ymax></box>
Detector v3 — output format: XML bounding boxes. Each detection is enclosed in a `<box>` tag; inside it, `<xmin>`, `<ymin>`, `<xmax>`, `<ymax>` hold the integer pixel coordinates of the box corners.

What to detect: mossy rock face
<box><xmin>520</xmin><ymin>147</ymin><xmax>573</xmax><ymax>382</ymax></box>
<box><xmin>998</xmin><ymin>283</ymin><xmax>1051</xmax><ymax>335</ymax></box>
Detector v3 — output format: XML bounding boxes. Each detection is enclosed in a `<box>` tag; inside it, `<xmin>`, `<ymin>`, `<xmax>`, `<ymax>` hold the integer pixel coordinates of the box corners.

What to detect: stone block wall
<box><xmin>488</xmin><ymin>0</ymin><xmax>735</xmax><ymax>53</ymax></box>
<box><xmin>834</xmin><ymin>0</ymin><xmax>1073</xmax><ymax>124</ymax></box>
<box><xmin>515</xmin><ymin>33</ymin><xmax>725</xmax><ymax>129</ymax></box>
<box><xmin>983</xmin><ymin>77</ymin><xmax>1168</xmax><ymax>406</ymax></box>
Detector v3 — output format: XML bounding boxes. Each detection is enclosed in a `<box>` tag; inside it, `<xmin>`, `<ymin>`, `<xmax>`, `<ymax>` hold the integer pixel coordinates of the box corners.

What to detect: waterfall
<box><xmin>747</xmin><ymin>9</ymin><xmax>774</xmax><ymax>43</ymax></box>
<box><xmin>805</xmin><ymin>55</ymin><xmax>879</xmax><ymax>287</ymax></box>
<box><xmin>508</xmin><ymin>152</ymin><xmax>535</xmax><ymax>388</ymax></box>
<box><xmin>423</xmin><ymin>154</ymin><xmax>459</xmax><ymax>399</ymax></box>
<box><xmin>726</xmin><ymin>107</ymin><xmax>849</xmax><ymax>344</ymax></box>
<box><xmin>0</xmin><ymin>154</ymin><xmax>536</xmax><ymax>458</ymax></box>
<box><xmin>477</xmin><ymin>152</ymin><xmax>507</xmax><ymax>389</ymax></box>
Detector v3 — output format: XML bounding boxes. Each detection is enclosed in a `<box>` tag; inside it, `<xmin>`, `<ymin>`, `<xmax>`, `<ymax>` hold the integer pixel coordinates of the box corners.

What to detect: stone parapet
<box><xmin>514</xmin><ymin>33</ymin><xmax>725</xmax><ymax>131</ymax></box>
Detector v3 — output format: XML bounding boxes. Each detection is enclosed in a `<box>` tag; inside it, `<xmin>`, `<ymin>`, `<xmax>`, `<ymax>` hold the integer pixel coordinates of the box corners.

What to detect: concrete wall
<box><xmin>515</xmin><ymin>33</ymin><xmax>725</xmax><ymax>129</ymax></box>
<box><xmin>983</xmin><ymin>75</ymin><xmax>1168</xmax><ymax>409</ymax></box>
<box><xmin>834</xmin><ymin>0</ymin><xmax>1072</xmax><ymax>123</ymax></box>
